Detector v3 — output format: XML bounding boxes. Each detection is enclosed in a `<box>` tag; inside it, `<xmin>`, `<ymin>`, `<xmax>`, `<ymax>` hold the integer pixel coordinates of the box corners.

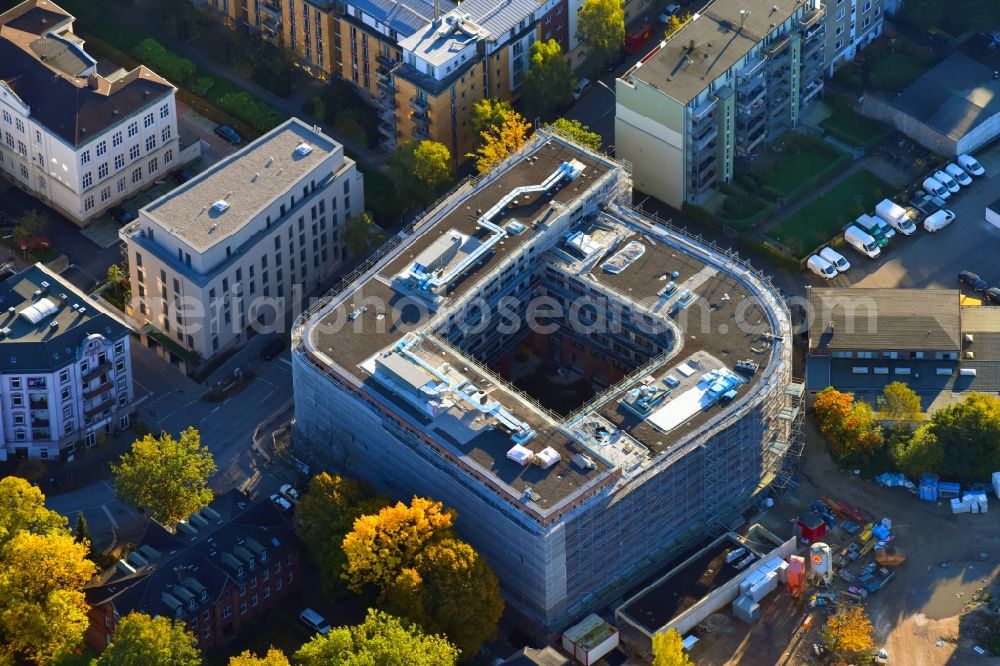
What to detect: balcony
<box><xmin>801</xmin><ymin>79</ymin><xmax>824</xmax><ymax>104</ymax></box>
<box><xmin>413</xmin><ymin>127</ymin><xmax>431</xmax><ymax>140</ymax></box>
<box><xmin>259</xmin><ymin>2</ymin><xmax>280</xmax><ymax>19</ymax></box>
<box><xmin>29</xmin><ymin>398</ymin><xmax>48</xmax><ymax>410</ymax></box>
<box><xmin>378</xmin><ymin>107</ymin><xmax>396</xmax><ymax>122</ymax></box>
<box><xmin>798</xmin><ymin>8</ymin><xmax>823</xmax><ymax>32</ymax></box>
<box><xmin>378</xmin><ymin>121</ymin><xmax>398</xmax><ymax>138</ymax></box>
<box><xmin>85</xmin><ymin>398</ymin><xmax>115</xmax><ymax>419</ymax></box>
<box><xmin>690</xmin><ymin>97</ymin><xmax>717</xmax><ymax>123</ymax></box>
<box><xmin>379</xmin><ymin>136</ymin><xmax>397</xmax><ymax>151</ymax></box>
<box><xmin>81</xmin><ymin>362</ymin><xmax>112</xmax><ymax>383</ymax></box>
<box><xmin>766</xmin><ymin>34</ymin><xmax>792</xmax><ymax>57</ymax></box>
<box><xmin>691</xmin><ymin>124</ymin><xmax>717</xmax><ymax>149</ymax></box>
<box><xmin>738</xmin><ymin>57</ymin><xmax>768</xmax><ymax>83</ymax></box>
<box><xmin>32</xmin><ymin>428</ymin><xmax>51</xmax><ymax>441</ymax></box>
<box><xmin>84</xmin><ymin>382</ymin><xmax>114</xmax><ymax>400</ymax></box>
<box><xmin>377</xmin><ymin>78</ymin><xmax>395</xmax><ymax>95</ymax></box>
<box><xmin>411</xmin><ymin>110</ymin><xmax>430</xmax><ymax>127</ymax></box>
<box><xmin>377</xmin><ymin>53</ymin><xmax>395</xmax><ymax>68</ymax></box>
<box><xmin>376</xmin><ymin>92</ymin><xmax>397</xmax><ymax>110</ymax></box>
<box><xmin>408</xmin><ymin>96</ymin><xmax>428</xmax><ymax>112</ymax></box>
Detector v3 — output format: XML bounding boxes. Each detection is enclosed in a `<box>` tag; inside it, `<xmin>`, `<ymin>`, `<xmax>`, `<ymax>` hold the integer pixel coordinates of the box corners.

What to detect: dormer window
<box><xmin>248</xmin><ymin>558</ymin><xmax>256</xmax><ymax>569</ymax></box>
<box><xmin>200</xmin><ymin>590</ymin><xmax>207</xmax><ymax>602</ymax></box>
<box><xmin>259</xmin><ymin>550</ymin><xmax>267</xmax><ymax>562</ymax></box>
<box><xmin>237</xmin><ymin>566</ymin><xmax>244</xmax><ymax>577</ymax></box>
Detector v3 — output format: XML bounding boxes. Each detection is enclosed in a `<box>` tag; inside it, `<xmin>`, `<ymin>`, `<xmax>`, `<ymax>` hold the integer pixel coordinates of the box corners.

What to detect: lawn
<box><xmin>752</xmin><ymin>135</ymin><xmax>848</xmax><ymax>198</ymax></box>
<box><xmin>767</xmin><ymin>170</ymin><xmax>895</xmax><ymax>259</ymax></box>
<box><xmin>819</xmin><ymin>103</ymin><xmax>891</xmax><ymax>148</ymax></box>
<box><xmin>868</xmin><ymin>52</ymin><xmax>927</xmax><ymax>92</ymax></box>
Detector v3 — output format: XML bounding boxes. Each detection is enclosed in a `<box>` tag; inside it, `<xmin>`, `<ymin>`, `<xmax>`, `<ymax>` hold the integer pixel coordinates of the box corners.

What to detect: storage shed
<box><xmin>561</xmin><ymin>614</ymin><xmax>618</xmax><ymax>666</ymax></box>
<box><xmin>794</xmin><ymin>512</ymin><xmax>827</xmax><ymax>544</ymax></box>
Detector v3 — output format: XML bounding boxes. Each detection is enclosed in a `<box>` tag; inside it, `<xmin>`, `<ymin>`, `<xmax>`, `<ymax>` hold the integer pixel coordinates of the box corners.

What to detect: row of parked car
<box><xmin>806</xmin><ymin>152</ymin><xmax>988</xmax><ymax>279</ymax></box>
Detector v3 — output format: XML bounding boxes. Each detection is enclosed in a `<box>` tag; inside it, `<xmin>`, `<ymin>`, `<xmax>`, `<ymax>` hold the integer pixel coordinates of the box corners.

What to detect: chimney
<box><xmin>87</xmin><ymin>74</ymin><xmax>99</xmax><ymax>90</ymax></box>
<box><xmin>434</xmin><ymin>0</ymin><xmax>440</xmax><ymax>19</ymax></box>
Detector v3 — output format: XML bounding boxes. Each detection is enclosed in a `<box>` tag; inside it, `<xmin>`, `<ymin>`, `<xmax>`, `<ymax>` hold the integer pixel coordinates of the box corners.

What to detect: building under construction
<box><xmin>291</xmin><ymin>130</ymin><xmax>803</xmax><ymax>627</ymax></box>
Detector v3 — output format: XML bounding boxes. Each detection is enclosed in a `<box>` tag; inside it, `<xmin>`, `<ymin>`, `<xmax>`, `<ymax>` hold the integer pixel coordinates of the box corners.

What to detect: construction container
<box><xmin>874</xmin><ymin>547</ymin><xmax>907</xmax><ymax>566</ymax></box>
<box><xmin>920</xmin><ymin>474</ymin><xmax>939</xmax><ymax>501</ymax></box>
<box><xmin>561</xmin><ymin>614</ymin><xmax>619</xmax><ymax>666</ymax></box>
<box><xmin>786</xmin><ymin>555</ymin><xmax>806</xmax><ymax>588</ymax></box>
<box><xmin>939</xmin><ymin>482</ymin><xmax>961</xmax><ymax>499</ymax></box>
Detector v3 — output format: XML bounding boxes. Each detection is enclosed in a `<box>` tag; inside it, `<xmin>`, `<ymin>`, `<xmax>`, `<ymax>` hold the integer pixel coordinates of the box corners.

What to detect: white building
<box><xmin>0</xmin><ymin>0</ymin><xmax>179</xmax><ymax>225</ymax></box>
<box><xmin>0</xmin><ymin>264</ymin><xmax>135</xmax><ymax>462</ymax></box>
<box><xmin>121</xmin><ymin>117</ymin><xmax>363</xmax><ymax>369</ymax></box>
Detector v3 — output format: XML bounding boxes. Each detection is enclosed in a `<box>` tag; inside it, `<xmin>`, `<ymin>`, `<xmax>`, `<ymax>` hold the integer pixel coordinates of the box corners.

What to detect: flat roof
<box><xmin>623</xmin><ymin>0</ymin><xmax>817</xmax><ymax>104</ymax></box>
<box><xmin>808</xmin><ymin>288</ymin><xmax>961</xmax><ymax>352</ymax></box>
<box><xmin>142</xmin><ymin>118</ymin><xmax>345</xmax><ymax>252</ymax></box>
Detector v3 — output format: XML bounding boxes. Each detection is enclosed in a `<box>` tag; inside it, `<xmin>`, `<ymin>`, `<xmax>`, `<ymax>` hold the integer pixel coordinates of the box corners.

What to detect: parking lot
<box><xmin>802</xmin><ymin>143</ymin><xmax>1000</xmax><ymax>294</ymax></box>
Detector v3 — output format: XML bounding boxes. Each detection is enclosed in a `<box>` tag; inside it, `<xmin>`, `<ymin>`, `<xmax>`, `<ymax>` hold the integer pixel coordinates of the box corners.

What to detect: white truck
<box><xmin>874</xmin><ymin>199</ymin><xmax>917</xmax><ymax>235</ymax></box>
<box><xmin>844</xmin><ymin>225</ymin><xmax>881</xmax><ymax>258</ymax></box>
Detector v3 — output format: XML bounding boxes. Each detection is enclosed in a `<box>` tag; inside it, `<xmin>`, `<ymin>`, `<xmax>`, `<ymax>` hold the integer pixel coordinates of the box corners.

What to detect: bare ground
<box><xmin>690</xmin><ymin>421</ymin><xmax>1000</xmax><ymax>666</ymax></box>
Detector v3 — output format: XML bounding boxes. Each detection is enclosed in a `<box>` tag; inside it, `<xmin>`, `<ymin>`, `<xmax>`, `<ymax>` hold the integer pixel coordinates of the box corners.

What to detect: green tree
<box><xmin>343</xmin><ymin>211</ymin><xmax>384</xmax><ymax>257</ymax></box>
<box><xmin>549</xmin><ymin>118</ymin><xmax>602</xmax><ymax>152</ymax></box>
<box><xmin>893</xmin><ymin>423</ymin><xmax>943</xmax><ymax>478</ymax></box>
<box><xmin>95</xmin><ymin>612</ymin><xmax>200</xmax><ymax>666</ymax></box>
<box><xmin>652</xmin><ymin>628</ymin><xmax>692</xmax><ymax>666</ymax></box>
<box><xmin>880</xmin><ymin>381</ymin><xmax>922</xmax><ymax>423</ymax></box>
<box><xmin>523</xmin><ymin>39</ymin><xmax>575</xmax><ymax>121</ymax></box>
<box><xmin>0</xmin><ymin>531</ymin><xmax>96</xmax><ymax>664</ymax></box>
<box><xmin>295</xmin><ymin>472</ymin><xmax>387</xmax><ymax>595</ymax></box>
<box><xmin>229</xmin><ymin>648</ymin><xmax>290</xmax><ymax>665</ymax></box>
<box><xmin>111</xmin><ymin>427</ymin><xmax>216</xmax><ymax>526</ymax></box>
<box><xmin>577</xmin><ymin>0</ymin><xmax>625</xmax><ymax>69</ymax></box>
<box><xmin>133</xmin><ymin>39</ymin><xmax>196</xmax><ymax>84</ymax></box>
<box><xmin>470</xmin><ymin>98</ymin><xmax>517</xmax><ymax>135</ymax></box>
<box><xmin>391</xmin><ymin>141</ymin><xmax>454</xmax><ymax>205</ymax></box>
<box><xmin>294</xmin><ymin>609</ymin><xmax>458</xmax><ymax>666</ymax></box>
<box><xmin>0</xmin><ymin>476</ymin><xmax>67</xmax><ymax>548</ymax></box>
<box><xmin>73</xmin><ymin>511</ymin><xmax>90</xmax><ymax>547</ymax></box>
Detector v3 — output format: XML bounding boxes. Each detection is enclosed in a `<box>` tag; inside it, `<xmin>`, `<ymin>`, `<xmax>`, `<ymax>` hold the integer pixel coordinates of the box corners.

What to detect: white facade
<box><xmin>122</xmin><ymin>118</ymin><xmax>363</xmax><ymax>365</ymax></box>
<box><xmin>0</xmin><ymin>265</ymin><xmax>135</xmax><ymax>462</ymax></box>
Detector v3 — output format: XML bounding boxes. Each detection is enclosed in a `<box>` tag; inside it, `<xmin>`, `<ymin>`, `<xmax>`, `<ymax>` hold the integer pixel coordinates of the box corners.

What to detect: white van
<box><xmin>874</xmin><ymin>199</ymin><xmax>916</xmax><ymax>235</ymax></box>
<box><xmin>933</xmin><ymin>170</ymin><xmax>960</xmax><ymax>193</ymax></box>
<box><xmin>923</xmin><ymin>177</ymin><xmax>949</xmax><ymax>199</ymax></box>
<box><xmin>923</xmin><ymin>209</ymin><xmax>955</xmax><ymax>232</ymax></box>
<box><xmin>807</xmin><ymin>254</ymin><xmax>838</xmax><ymax>279</ymax></box>
<box><xmin>844</xmin><ymin>225</ymin><xmax>881</xmax><ymax>258</ymax></box>
<box><xmin>299</xmin><ymin>608</ymin><xmax>331</xmax><ymax>635</ymax></box>
<box><xmin>819</xmin><ymin>246</ymin><xmax>851</xmax><ymax>272</ymax></box>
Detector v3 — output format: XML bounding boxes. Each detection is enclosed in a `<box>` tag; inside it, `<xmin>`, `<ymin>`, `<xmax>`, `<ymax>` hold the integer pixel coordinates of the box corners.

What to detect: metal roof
<box><xmin>348</xmin><ymin>0</ymin><xmax>453</xmax><ymax>37</ymax></box>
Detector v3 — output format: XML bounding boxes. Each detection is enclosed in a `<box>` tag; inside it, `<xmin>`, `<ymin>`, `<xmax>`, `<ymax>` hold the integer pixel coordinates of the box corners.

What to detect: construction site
<box><xmin>291</xmin><ymin>130</ymin><xmax>803</xmax><ymax>629</ymax></box>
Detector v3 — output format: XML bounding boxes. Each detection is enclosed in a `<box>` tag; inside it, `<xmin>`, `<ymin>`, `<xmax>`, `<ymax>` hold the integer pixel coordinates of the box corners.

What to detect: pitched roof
<box><xmin>808</xmin><ymin>288</ymin><xmax>961</xmax><ymax>352</ymax></box>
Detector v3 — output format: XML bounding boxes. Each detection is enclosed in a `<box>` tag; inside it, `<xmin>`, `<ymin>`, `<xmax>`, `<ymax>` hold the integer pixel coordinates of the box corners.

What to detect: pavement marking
<box><xmin>278</xmin><ymin>358</ymin><xmax>292</xmax><ymax>368</ymax></box>
<box><xmin>101</xmin><ymin>504</ymin><xmax>119</xmax><ymax>530</ymax></box>
<box><xmin>259</xmin><ymin>390</ymin><xmax>276</xmax><ymax>405</ymax></box>
<box><xmin>211</xmin><ymin>405</ymin><xmax>222</xmax><ymax>413</ymax></box>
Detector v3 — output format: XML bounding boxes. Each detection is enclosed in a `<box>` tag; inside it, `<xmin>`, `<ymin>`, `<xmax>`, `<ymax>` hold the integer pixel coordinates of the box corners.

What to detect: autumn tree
<box><xmin>470</xmin><ymin>98</ymin><xmax>516</xmax><ymax>135</ymax></box>
<box><xmin>577</xmin><ymin>0</ymin><xmax>625</xmax><ymax>69</ymax></box>
<box><xmin>112</xmin><ymin>427</ymin><xmax>216</xmax><ymax>526</ymax></box>
<box><xmin>391</xmin><ymin>141</ymin><xmax>454</xmax><ymax>205</ymax></box>
<box><xmin>523</xmin><ymin>39</ymin><xmax>575</xmax><ymax>121</ymax></box>
<box><xmin>823</xmin><ymin>604</ymin><xmax>874</xmax><ymax>660</ymax></box>
<box><xmin>468</xmin><ymin>110</ymin><xmax>533</xmax><ymax>174</ymax></box>
<box><xmin>342</xmin><ymin>497</ymin><xmax>504</xmax><ymax>657</ymax></box>
<box><xmin>13</xmin><ymin>209</ymin><xmax>47</xmax><ymax>242</ymax></box>
<box><xmin>812</xmin><ymin>387</ymin><xmax>882</xmax><ymax>460</ymax></box>
<box><xmin>652</xmin><ymin>628</ymin><xmax>692</xmax><ymax>666</ymax></box>
<box><xmin>94</xmin><ymin>612</ymin><xmax>200</xmax><ymax>666</ymax></box>
<box><xmin>295</xmin><ymin>472</ymin><xmax>387</xmax><ymax>595</ymax></box>
<box><xmin>550</xmin><ymin>118</ymin><xmax>602</xmax><ymax>152</ymax></box>
<box><xmin>343</xmin><ymin>211</ymin><xmax>384</xmax><ymax>257</ymax></box>
<box><xmin>880</xmin><ymin>381</ymin><xmax>922</xmax><ymax>424</ymax></box>
<box><xmin>0</xmin><ymin>476</ymin><xmax>67</xmax><ymax>548</ymax></box>
<box><xmin>229</xmin><ymin>647</ymin><xmax>291</xmax><ymax>666</ymax></box>
<box><xmin>294</xmin><ymin>609</ymin><xmax>458</xmax><ymax>666</ymax></box>
<box><xmin>0</xmin><ymin>531</ymin><xmax>97</xmax><ymax>663</ymax></box>
<box><xmin>664</xmin><ymin>13</ymin><xmax>690</xmax><ymax>39</ymax></box>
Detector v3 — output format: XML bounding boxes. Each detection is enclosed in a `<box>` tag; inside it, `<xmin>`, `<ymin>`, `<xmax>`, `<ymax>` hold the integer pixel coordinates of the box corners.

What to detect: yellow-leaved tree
<box><xmin>823</xmin><ymin>604</ymin><xmax>874</xmax><ymax>658</ymax></box>
<box><xmin>652</xmin><ymin>628</ymin><xmax>692</xmax><ymax>666</ymax></box>
<box><xmin>468</xmin><ymin>110</ymin><xmax>532</xmax><ymax>174</ymax></box>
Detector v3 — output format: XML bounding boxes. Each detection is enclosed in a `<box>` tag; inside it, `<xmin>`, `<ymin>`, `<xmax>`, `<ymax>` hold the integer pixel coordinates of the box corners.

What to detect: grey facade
<box><xmin>291</xmin><ymin>132</ymin><xmax>798</xmax><ymax>627</ymax></box>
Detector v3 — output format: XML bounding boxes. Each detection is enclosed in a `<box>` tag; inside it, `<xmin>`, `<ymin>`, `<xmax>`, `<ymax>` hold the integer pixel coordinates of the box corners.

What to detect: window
<box><xmin>15</xmin><ymin>118</ymin><xmax>23</xmax><ymax>132</ymax></box>
<box><xmin>132</xmin><ymin>167</ymin><xmax>142</xmax><ymax>184</ymax></box>
<box><xmin>96</xmin><ymin>140</ymin><xmax>107</xmax><ymax>157</ymax></box>
<box><xmin>128</xmin><ymin>122</ymin><xmax>138</xmax><ymax>138</ymax></box>
<box><xmin>145</xmin><ymin>135</ymin><xmax>156</xmax><ymax>151</ymax></box>
<box><xmin>203</xmin><ymin>627</ymin><xmax>211</xmax><ymax>639</ymax></box>
<box><xmin>34</xmin><ymin>129</ymin><xmax>40</xmax><ymax>143</ymax></box>
<box><xmin>162</xmin><ymin>126</ymin><xmax>171</xmax><ymax>142</ymax></box>
<box><xmin>112</xmin><ymin>131</ymin><xmax>123</xmax><ymax>147</ymax></box>
<box><xmin>862</xmin><ymin>0</ymin><xmax>871</xmax><ymax>10</ymax></box>
<box><xmin>12</xmin><ymin>394</ymin><xmax>22</xmax><ymax>407</ymax></box>
<box><xmin>19</xmin><ymin>164</ymin><xmax>27</xmax><ymax>180</ymax></box>
<box><xmin>275</xmin><ymin>578</ymin><xmax>282</xmax><ymax>591</ymax></box>
<box><xmin>117</xmin><ymin>177</ymin><xmax>126</xmax><ymax>193</ymax></box>
<box><xmin>82</xmin><ymin>172</ymin><xmax>92</xmax><ymax>188</ymax></box>
<box><xmin>81</xmin><ymin>150</ymin><xmax>91</xmax><ymax>165</ymax></box>
<box><xmin>164</xmin><ymin>149</ymin><xmax>173</xmax><ymax>164</ymax></box>
<box><xmin>114</xmin><ymin>154</ymin><xmax>125</xmax><ymax>170</ymax></box>
<box><xmin>251</xmin><ymin>594</ymin><xmax>258</xmax><ymax>607</ymax></box>
<box><xmin>98</xmin><ymin>163</ymin><xmax>109</xmax><ymax>179</ymax></box>
<box><xmin>239</xmin><ymin>583</ymin><xmax>246</xmax><ymax>596</ymax></box>
<box><xmin>160</xmin><ymin>103</ymin><xmax>170</xmax><ymax>119</ymax></box>
<box><xmin>222</xmin><ymin>605</ymin><xmax>231</xmax><ymax>619</ymax></box>
<box><xmin>129</xmin><ymin>145</ymin><xmax>140</xmax><ymax>160</ymax></box>
<box><xmin>59</xmin><ymin>369</ymin><xmax>69</xmax><ymax>384</ymax></box>
<box><xmin>148</xmin><ymin>158</ymin><xmax>158</xmax><ymax>175</ymax></box>
<box><xmin>240</xmin><ymin>602</ymin><xmax>247</xmax><ymax>615</ymax></box>
<box><xmin>263</xmin><ymin>587</ymin><xmax>271</xmax><ymax>600</ymax></box>
<box><xmin>143</xmin><ymin>112</ymin><xmax>154</xmax><ymax>128</ymax></box>
<box><xmin>262</xmin><ymin>569</ymin><xmax>269</xmax><ymax>582</ymax></box>
<box><xmin>1</xmin><ymin>110</ymin><xmax>8</xmax><ymax>124</ymax></box>
<box><xmin>10</xmin><ymin>378</ymin><xmax>19</xmax><ymax>390</ymax></box>
<box><xmin>12</xmin><ymin>413</ymin><xmax>24</xmax><ymax>425</ymax></box>
<box><xmin>101</xmin><ymin>186</ymin><xmax>111</xmax><ymax>202</ymax></box>
<box><xmin>84</xmin><ymin>195</ymin><xmax>94</xmax><ymax>212</ymax></box>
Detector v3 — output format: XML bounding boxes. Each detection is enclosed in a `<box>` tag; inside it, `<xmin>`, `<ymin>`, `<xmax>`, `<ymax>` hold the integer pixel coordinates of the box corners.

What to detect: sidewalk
<box><xmin>93</xmin><ymin>0</ymin><xmax>390</xmax><ymax>175</ymax></box>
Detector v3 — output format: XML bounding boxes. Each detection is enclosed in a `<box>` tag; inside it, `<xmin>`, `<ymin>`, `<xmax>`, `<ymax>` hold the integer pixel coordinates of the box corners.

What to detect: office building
<box><xmin>0</xmin><ymin>0</ymin><xmax>180</xmax><ymax>225</ymax></box>
<box><xmin>0</xmin><ymin>264</ymin><xmax>134</xmax><ymax>462</ymax></box>
<box><xmin>615</xmin><ymin>0</ymin><xmax>826</xmax><ymax>208</ymax></box>
<box><xmin>84</xmin><ymin>491</ymin><xmax>301</xmax><ymax>651</ymax></box>
<box><xmin>292</xmin><ymin>131</ymin><xmax>800</xmax><ymax>627</ymax></box>
<box><xmin>120</xmin><ymin>117</ymin><xmax>363</xmax><ymax>370</ymax></box>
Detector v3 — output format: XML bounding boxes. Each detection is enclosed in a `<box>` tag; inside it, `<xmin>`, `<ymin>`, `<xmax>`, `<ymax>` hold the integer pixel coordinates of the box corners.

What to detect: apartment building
<box><xmin>824</xmin><ymin>0</ymin><xmax>884</xmax><ymax>74</ymax></box>
<box><xmin>85</xmin><ymin>491</ymin><xmax>301</xmax><ymax>652</ymax></box>
<box><xmin>120</xmin><ymin>118</ymin><xmax>363</xmax><ymax>369</ymax></box>
<box><xmin>615</xmin><ymin>0</ymin><xmax>826</xmax><ymax>209</ymax></box>
<box><xmin>197</xmin><ymin>0</ymin><xmax>282</xmax><ymax>44</ymax></box>
<box><xmin>0</xmin><ymin>0</ymin><xmax>180</xmax><ymax>226</ymax></box>
<box><xmin>0</xmin><ymin>264</ymin><xmax>135</xmax><ymax>462</ymax></box>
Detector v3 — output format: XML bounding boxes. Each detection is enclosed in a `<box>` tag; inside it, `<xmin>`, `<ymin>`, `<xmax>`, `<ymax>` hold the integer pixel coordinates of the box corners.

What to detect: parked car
<box><xmin>215</xmin><ymin>124</ymin><xmax>242</xmax><ymax>145</ymax></box>
<box><xmin>959</xmin><ymin>270</ymin><xmax>987</xmax><ymax>291</ymax></box>
<box><xmin>299</xmin><ymin>609</ymin><xmax>331</xmax><ymax>635</ymax></box>
<box><xmin>932</xmin><ymin>170</ymin><xmax>960</xmax><ymax>194</ymax></box>
<box><xmin>922</xmin><ymin>177</ymin><xmax>949</xmax><ymax>199</ymax></box>
<box><xmin>269</xmin><ymin>493</ymin><xmax>293</xmax><ymax>511</ymax></box>
<box><xmin>17</xmin><ymin>236</ymin><xmax>50</xmax><ymax>252</ymax></box>
<box><xmin>279</xmin><ymin>483</ymin><xmax>300</xmax><ymax>504</ymax></box>
<box><xmin>819</xmin><ymin>246</ymin><xmax>851</xmax><ymax>272</ymax></box>
<box><xmin>844</xmin><ymin>226</ymin><xmax>880</xmax><ymax>258</ymax></box>
<box><xmin>658</xmin><ymin>3</ymin><xmax>680</xmax><ymax>23</ymax></box>
<box><xmin>959</xmin><ymin>153</ymin><xmax>986</xmax><ymax>176</ymax></box>
<box><xmin>259</xmin><ymin>337</ymin><xmax>286</xmax><ymax>360</ymax></box>
<box><xmin>573</xmin><ymin>78</ymin><xmax>591</xmax><ymax>101</ymax></box>
<box><xmin>923</xmin><ymin>208</ymin><xmax>955</xmax><ymax>232</ymax></box>
<box><xmin>983</xmin><ymin>287</ymin><xmax>1000</xmax><ymax>305</ymax></box>
<box><xmin>944</xmin><ymin>162</ymin><xmax>972</xmax><ymax>187</ymax></box>
<box><xmin>110</xmin><ymin>207</ymin><xmax>136</xmax><ymax>225</ymax></box>
<box><xmin>807</xmin><ymin>254</ymin><xmax>838</xmax><ymax>279</ymax></box>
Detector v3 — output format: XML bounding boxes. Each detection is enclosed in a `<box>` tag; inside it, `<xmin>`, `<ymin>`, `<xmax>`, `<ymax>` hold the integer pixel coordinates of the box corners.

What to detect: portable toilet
<box><xmin>786</xmin><ymin>555</ymin><xmax>806</xmax><ymax>589</ymax></box>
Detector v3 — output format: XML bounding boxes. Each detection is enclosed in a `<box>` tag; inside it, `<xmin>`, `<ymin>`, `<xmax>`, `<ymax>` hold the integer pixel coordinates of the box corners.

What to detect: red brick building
<box><xmin>84</xmin><ymin>490</ymin><xmax>301</xmax><ymax>652</ymax></box>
